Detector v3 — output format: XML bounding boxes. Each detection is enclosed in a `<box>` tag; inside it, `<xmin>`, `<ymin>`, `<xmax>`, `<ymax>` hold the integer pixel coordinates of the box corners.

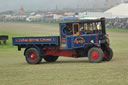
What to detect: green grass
<box><xmin>0</xmin><ymin>22</ymin><xmax>128</xmax><ymax>85</ymax></box>
<box><xmin>107</xmin><ymin>28</ymin><xmax>128</xmax><ymax>33</ymax></box>
<box><xmin>0</xmin><ymin>21</ymin><xmax>58</xmax><ymax>27</ymax></box>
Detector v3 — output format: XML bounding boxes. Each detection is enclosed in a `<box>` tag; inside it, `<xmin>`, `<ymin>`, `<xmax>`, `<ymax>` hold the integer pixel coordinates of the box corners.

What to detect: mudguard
<box><xmin>24</xmin><ymin>45</ymin><xmax>44</xmax><ymax>57</ymax></box>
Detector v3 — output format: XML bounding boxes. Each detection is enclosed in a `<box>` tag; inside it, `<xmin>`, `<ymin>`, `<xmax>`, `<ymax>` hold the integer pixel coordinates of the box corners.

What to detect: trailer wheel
<box><xmin>88</xmin><ymin>47</ymin><xmax>104</xmax><ymax>63</ymax></box>
<box><xmin>103</xmin><ymin>47</ymin><xmax>113</xmax><ymax>61</ymax></box>
<box><xmin>44</xmin><ymin>56</ymin><xmax>59</xmax><ymax>62</ymax></box>
<box><xmin>25</xmin><ymin>48</ymin><xmax>42</xmax><ymax>64</ymax></box>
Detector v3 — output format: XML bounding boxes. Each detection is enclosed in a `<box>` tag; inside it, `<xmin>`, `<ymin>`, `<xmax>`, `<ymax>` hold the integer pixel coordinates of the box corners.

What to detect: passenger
<box><xmin>86</xmin><ymin>24</ymin><xmax>91</xmax><ymax>34</ymax></box>
<box><xmin>80</xmin><ymin>24</ymin><xmax>86</xmax><ymax>34</ymax></box>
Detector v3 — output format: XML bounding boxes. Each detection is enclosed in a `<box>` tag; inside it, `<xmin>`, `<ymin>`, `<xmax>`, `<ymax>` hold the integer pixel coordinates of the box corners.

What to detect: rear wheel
<box><xmin>25</xmin><ymin>48</ymin><xmax>42</xmax><ymax>64</ymax></box>
<box><xmin>103</xmin><ymin>47</ymin><xmax>113</xmax><ymax>61</ymax></box>
<box><xmin>88</xmin><ymin>47</ymin><xmax>104</xmax><ymax>63</ymax></box>
<box><xmin>44</xmin><ymin>56</ymin><xmax>59</xmax><ymax>62</ymax></box>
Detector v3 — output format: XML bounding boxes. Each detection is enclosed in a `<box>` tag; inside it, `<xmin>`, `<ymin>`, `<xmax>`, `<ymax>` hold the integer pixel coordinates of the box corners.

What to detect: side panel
<box><xmin>72</xmin><ymin>34</ymin><xmax>100</xmax><ymax>48</ymax></box>
<box><xmin>66</xmin><ymin>36</ymin><xmax>73</xmax><ymax>49</ymax></box>
<box><xmin>60</xmin><ymin>24</ymin><xmax>67</xmax><ymax>49</ymax></box>
<box><xmin>13</xmin><ymin>36</ymin><xmax>59</xmax><ymax>45</ymax></box>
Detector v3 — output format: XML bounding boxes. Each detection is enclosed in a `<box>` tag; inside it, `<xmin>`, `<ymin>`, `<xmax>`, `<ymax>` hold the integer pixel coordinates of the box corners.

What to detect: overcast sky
<box><xmin>0</xmin><ymin>0</ymin><xmax>125</xmax><ymax>12</ymax></box>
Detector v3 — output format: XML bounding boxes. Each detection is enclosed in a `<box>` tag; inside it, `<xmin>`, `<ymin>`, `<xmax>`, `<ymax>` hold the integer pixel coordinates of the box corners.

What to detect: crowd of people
<box><xmin>0</xmin><ymin>15</ymin><xmax>128</xmax><ymax>29</ymax></box>
<box><xmin>106</xmin><ymin>18</ymin><xmax>128</xmax><ymax>29</ymax></box>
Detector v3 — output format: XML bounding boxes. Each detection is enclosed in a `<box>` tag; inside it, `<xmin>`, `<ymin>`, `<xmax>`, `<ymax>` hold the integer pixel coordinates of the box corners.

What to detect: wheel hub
<box><xmin>29</xmin><ymin>52</ymin><xmax>36</xmax><ymax>61</ymax></box>
<box><xmin>104</xmin><ymin>51</ymin><xmax>108</xmax><ymax>59</ymax></box>
<box><xmin>91</xmin><ymin>51</ymin><xmax>99</xmax><ymax>60</ymax></box>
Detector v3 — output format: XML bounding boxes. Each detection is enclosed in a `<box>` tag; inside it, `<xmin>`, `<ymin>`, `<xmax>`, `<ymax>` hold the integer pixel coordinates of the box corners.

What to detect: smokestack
<box><xmin>20</xmin><ymin>7</ymin><xmax>24</xmax><ymax>16</ymax></box>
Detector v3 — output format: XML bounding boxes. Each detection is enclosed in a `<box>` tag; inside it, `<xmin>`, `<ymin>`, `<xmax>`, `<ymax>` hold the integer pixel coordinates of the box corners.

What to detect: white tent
<box><xmin>105</xmin><ymin>2</ymin><xmax>128</xmax><ymax>17</ymax></box>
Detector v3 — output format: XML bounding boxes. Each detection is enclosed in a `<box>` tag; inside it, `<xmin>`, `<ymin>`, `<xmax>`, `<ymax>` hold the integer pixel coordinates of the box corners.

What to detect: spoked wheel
<box><xmin>88</xmin><ymin>47</ymin><xmax>104</xmax><ymax>63</ymax></box>
<box><xmin>103</xmin><ymin>47</ymin><xmax>113</xmax><ymax>61</ymax></box>
<box><xmin>25</xmin><ymin>48</ymin><xmax>42</xmax><ymax>64</ymax></box>
<box><xmin>44</xmin><ymin>56</ymin><xmax>59</xmax><ymax>62</ymax></box>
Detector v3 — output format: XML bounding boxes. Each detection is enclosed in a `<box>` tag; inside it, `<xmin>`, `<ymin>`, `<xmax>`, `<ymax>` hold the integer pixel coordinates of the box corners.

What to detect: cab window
<box><xmin>73</xmin><ymin>23</ymin><xmax>80</xmax><ymax>35</ymax></box>
<box><xmin>83</xmin><ymin>23</ymin><xmax>101</xmax><ymax>34</ymax></box>
<box><xmin>63</xmin><ymin>23</ymin><xmax>73</xmax><ymax>35</ymax></box>
<box><xmin>74</xmin><ymin>24</ymin><xmax>79</xmax><ymax>33</ymax></box>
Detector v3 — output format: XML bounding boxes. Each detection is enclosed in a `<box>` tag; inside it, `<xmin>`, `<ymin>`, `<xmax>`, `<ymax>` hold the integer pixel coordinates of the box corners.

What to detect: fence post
<box><xmin>0</xmin><ymin>40</ymin><xmax>1</xmax><ymax>45</ymax></box>
<box><xmin>3</xmin><ymin>40</ymin><xmax>7</xmax><ymax>45</ymax></box>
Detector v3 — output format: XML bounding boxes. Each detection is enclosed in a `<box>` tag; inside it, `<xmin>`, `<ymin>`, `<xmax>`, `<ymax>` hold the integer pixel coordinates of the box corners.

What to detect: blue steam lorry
<box><xmin>12</xmin><ymin>18</ymin><xmax>113</xmax><ymax>64</ymax></box>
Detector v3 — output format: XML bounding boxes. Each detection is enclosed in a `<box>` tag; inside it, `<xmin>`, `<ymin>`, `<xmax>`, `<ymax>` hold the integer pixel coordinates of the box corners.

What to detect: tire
<box><xmin>103</xmin><ymin>47</ymin><xmax>113</xmax><ymax>61</ymax></box>
<box><xmin>88</xmin><ymin>47</ymin><xmax>104</xmax><ymax>63</ymax></box>
<box><xmin>25</xmin><ymin>48</ymin><xmax>42</xmax><ymax>64</ymax></box>
<box><xmin>44</xmin><ymin>56</ymin><xmax>59</xmax><ymax>62</ymax></box>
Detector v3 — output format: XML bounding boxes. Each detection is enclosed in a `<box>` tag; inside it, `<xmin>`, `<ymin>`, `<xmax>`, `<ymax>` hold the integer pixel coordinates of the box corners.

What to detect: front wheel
<box><xmin>103</xmin><ymin>47</ymin><xmax>113</xmax><ymax>61</ymax></box>
<box><xmin>88</xmin><ymin>47</ymin><xmax>104</xmax><ymax>63</ymax></box>
<box><xmin>25</xmin><ymin>48</ymin><xmax>42</xmax><ymax>64</ymax></box>
<box><xmin>44</xmin><ymin>56</ymin><xmax>59</xmax><ymax>62</ymax></box>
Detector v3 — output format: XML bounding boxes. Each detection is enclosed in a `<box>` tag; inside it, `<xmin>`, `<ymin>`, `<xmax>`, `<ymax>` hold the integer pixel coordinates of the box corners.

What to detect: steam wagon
<box><xmin>12</xmin><ymin>18</ymin><xmax>113</xmax><ymax>64</ymax></box>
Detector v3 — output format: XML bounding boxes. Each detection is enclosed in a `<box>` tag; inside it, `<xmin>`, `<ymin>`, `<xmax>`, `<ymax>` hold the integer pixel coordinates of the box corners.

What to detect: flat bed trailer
<box><xmin>0</xmin><ymin>35</ymin><xmax>8</xmax><ymax>45</ymax></box>
<box><xmin>12</xmin><ymin>18</ymin><xmax>113</xmax><ymax>64</ymax></box>
<box><xmin>0</xmin><ymin>35</ymin><xmax>8</xmax><ymax>40</ymax></box>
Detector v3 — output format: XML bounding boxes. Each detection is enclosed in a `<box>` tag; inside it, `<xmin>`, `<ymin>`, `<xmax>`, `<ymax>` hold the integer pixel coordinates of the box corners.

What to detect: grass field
<box><xmin>0</xmin><ymin>22</ymin><xmax>128</xmax><ymax>85</ymax></box>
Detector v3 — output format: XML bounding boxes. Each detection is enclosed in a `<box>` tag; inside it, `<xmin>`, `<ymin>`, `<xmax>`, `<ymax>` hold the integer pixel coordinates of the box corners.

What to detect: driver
<box><xmin>63</xmin><ymin>24</ymin><xmax>73</xmax><ymax>35</ymax></box>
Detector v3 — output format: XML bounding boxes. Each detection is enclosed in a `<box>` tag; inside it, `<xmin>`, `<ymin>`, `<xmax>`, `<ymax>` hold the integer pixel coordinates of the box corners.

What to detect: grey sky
<box><xmin>0</xmin><ymin>0</ymin><xmax>124</xmax><ymax>12</ymax></box>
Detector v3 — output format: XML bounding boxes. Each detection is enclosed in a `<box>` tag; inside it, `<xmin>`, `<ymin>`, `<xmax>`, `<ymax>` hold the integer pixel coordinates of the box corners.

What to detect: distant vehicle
<box><xmin>12</xmin><ymin>18</ymin><xmax>113</xmax><ymax>64</ymax></box>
